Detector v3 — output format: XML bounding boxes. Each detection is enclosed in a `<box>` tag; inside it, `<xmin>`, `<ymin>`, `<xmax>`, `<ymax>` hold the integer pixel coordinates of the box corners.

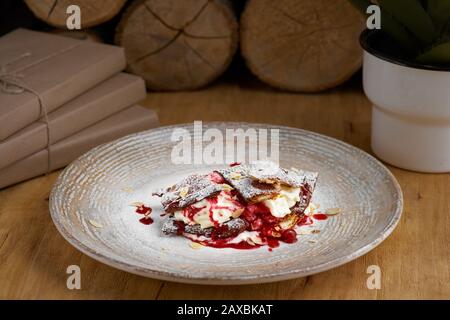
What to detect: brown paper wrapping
<box><xmin>0</xmin><ymin>72</ymin><xmax>146</xmax><ymax>170</ymax></box>
<box><xmin>0</xmin><ymin>28</ymin><xmax>126</xmax><ymax>140</ymax></box>
<box><xmin>0</xmin><ymin>105</ymin><xmax>159</xmax><ymax>189</ymax></box>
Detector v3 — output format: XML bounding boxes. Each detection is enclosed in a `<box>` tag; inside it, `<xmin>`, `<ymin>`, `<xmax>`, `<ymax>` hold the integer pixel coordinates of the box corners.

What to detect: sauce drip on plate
<box><xmin>135</xmin><ymin>204</ymin><xmax>153</xmax><ymax>225</ymax></box>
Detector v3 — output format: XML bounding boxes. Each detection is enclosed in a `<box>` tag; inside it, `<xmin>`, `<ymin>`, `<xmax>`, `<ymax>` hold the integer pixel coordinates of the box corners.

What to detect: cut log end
<box><xmin>241</xmin><ymin>0</ymin><xmax>364</xmax><ymax>92</ymax></box>
<box><xmin>24</xmin><ymin>0</ymin><xmax>127</xmax><ymax>29</ymax></box>
<box><xmin>115</xmin><ymin>0</ymin><xmax>238</xmax><ymax>91</ymax></box>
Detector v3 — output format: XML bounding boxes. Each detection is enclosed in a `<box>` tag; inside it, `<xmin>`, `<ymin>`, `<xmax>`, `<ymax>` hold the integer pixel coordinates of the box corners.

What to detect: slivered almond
<box><xmin>253</xmin><ymin>237</ymin><xmax>264</xmax><ymax>245</ymax></box>
<box><xmin>189</xmin><ymin>241</ymin><xmax>204</xmax><ymax>250</ymax></box>
<box><xmin>246</xmin><ymin>239</ymin><xmax>256</xmax><ymax>246</ymax></box>
<box><xmin>325</xmin><ymin>208</ymin><xmax>341</xmax><ymax>216</ymax></box>
<box><xmin>221</xmin><ymin>184</ymin><xmax>234</xmax><ymax>191</ymax></box>
<box><xmin>89</xmin><ymin>220</ymin><xmax>103</xmax><ymax>229</ymax></box>
<box><xmin>130</xmin><ymin>202</ymin><xmax>145</xmax><ymax>207</ymax></box>
<box><xmin>297</xmin><ymin>229</ymin><xmax>313</xmax><ymax>235</ymax></box>
<box><xmin>325</xmin><ymin>207</ymin><xmax>341</xmax><ymax>216</ymax></box>
<box><xmin>230</xmin><ymin>172</ymin><xmax>242</xmax><ymax>180</ymax></box>
<box><xmin>179</xmin><ymin>186</ymin><xmax>189</xmax><ymax>198</ymax></box>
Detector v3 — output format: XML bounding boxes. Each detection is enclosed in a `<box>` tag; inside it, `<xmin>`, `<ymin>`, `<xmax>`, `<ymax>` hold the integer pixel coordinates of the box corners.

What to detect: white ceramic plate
<box><xmin>50</xmin><ymin>123</ymin><xmax>403</xmax><ymax>285</ymax></box>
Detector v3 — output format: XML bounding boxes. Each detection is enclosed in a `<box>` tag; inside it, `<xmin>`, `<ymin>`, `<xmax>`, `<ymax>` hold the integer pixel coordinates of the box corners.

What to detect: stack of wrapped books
<box><xmin>0</xmin><ymin>29</ymin><xmax>159</xmax><ymax>188</ymax></box>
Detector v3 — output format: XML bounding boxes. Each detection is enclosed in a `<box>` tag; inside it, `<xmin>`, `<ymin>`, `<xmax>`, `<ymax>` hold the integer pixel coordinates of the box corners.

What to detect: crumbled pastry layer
<box><xmin>248</xmin><ymin>160</ymin><xmax>317</xmax><ymax>187</ymax></box>
<box><xmin>161</xmin><ymin>216</ymin><xmax>248</xmax><ymax>239</ymax></box>
<box><xmin>153</xmin><ymin>174</ymin><xmax>223</xmax><ymax>213</ymax></box>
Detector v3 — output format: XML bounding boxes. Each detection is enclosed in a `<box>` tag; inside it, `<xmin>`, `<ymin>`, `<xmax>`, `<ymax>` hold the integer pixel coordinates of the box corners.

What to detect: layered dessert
<box><xmin>153</xmin><ymin>161</ymin><xmax>318</xmax><ymax>249</ymax></box>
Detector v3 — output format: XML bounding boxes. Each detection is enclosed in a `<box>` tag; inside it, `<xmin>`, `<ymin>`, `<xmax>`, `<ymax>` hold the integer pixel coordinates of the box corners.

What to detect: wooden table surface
<box><xmin>1</xmin><ymin>75</ymin><xmax>449</xmax><ymax>299</ymax></box>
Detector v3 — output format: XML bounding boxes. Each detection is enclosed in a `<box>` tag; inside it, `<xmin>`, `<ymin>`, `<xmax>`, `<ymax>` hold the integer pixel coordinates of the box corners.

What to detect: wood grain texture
<box><xmin>241</xmin><ymin>0</ymin><xmax>364</xmax><ymax>92</ymax></box>
<box><xmin>115</xmin><ymin>0</ymin><xmax>238</xmax><ymax>91</ymax></box>
<box><xmin>24</xmin><ymin>0</ymin><xmax>127</xmax><ymax>28</ymax></box>
<box><xmin>0</xmin><ymin>77</ymin><xmax>449</xmax><ymax>299</ymax></box>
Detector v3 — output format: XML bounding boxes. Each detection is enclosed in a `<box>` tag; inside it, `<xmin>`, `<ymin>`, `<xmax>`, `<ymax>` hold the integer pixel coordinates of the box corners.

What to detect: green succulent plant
<box><xmin>349</xmin><ymin>0</ymin><xmax>450</xmax><ymax>64</ymax></box>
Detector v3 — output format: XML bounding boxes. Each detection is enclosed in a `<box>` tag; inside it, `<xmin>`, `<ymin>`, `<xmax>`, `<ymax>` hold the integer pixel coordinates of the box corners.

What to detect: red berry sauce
<box><xmin>136</xmin><ymin>205</ymin><xmax>151</xmax><ymax>215</ymax></box>
<box><xmin>195</xmin><ymin>200</ymin><xmax>309</xmax><ymax>250</ymax></box>
<box><xmin>312</xmin><ymin>213</ymin><xmax>328</xmax><ymax>221</ymax></box>
<box><xmin>139</xmin><ymin>216</ymin><xmax>154</xmax><ymax>225</ymax></box>
<box><xmin>135</xmin><ymin>204</ymin><xmax>153</xmax><ymax>225</ymax></box>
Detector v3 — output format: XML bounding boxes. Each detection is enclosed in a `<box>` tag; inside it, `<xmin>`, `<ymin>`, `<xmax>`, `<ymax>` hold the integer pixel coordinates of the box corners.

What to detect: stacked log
<box><xmin>115</xmin><ymin>0</ymin><xmax>239</xmax><ymax>91</ymax></box>
<box><xmin>22</xmin><ymin>0</ymin><xmax>364</xmax><ymax>92</ymax></box>
<box><xmin>240</xmin><ymin>0</ymin><xmax>364</xmax><ymax>92</ymax></box>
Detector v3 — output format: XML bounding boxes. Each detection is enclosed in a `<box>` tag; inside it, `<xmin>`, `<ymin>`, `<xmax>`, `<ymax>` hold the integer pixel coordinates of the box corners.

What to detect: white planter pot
<box><xmin>362</xmin><ymin>31</ymin><xmax>450</xmax><ymax>173</ymax></box>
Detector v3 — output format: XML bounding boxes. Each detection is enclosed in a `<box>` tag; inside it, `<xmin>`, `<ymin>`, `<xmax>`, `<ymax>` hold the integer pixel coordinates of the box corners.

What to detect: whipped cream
<box><xmin>174</xmin><ymin>191</ymin><xmax>244</xmax><ymax>229</ymax></box>
<box><xmin>263</xmin><ymin>186</ymin><xmax>300</xmax><ymax>218</ymax></box>
<box><xmin>228</xmin><ymin>231</ymin><xmax>263</xmax><ymax>245</ymax></box>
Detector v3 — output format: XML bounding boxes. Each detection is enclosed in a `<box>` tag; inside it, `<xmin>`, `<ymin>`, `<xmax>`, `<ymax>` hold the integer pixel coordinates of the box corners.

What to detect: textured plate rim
<box><xmin>49</xmin><ymin>122</ymin><xmax>403</xmax><ymax>285</ymax></box>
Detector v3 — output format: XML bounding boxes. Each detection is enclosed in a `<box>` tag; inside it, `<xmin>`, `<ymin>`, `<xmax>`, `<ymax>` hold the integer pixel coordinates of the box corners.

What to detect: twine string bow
<box><xmin>0</xmin><ymin>52</ymin><xmax>52</xmax><ymax>173</ymax></box>
<box><xmin>0</xmin><ymin>42</ymin><xmax>82</xmax><ymax>173</ymax></box>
